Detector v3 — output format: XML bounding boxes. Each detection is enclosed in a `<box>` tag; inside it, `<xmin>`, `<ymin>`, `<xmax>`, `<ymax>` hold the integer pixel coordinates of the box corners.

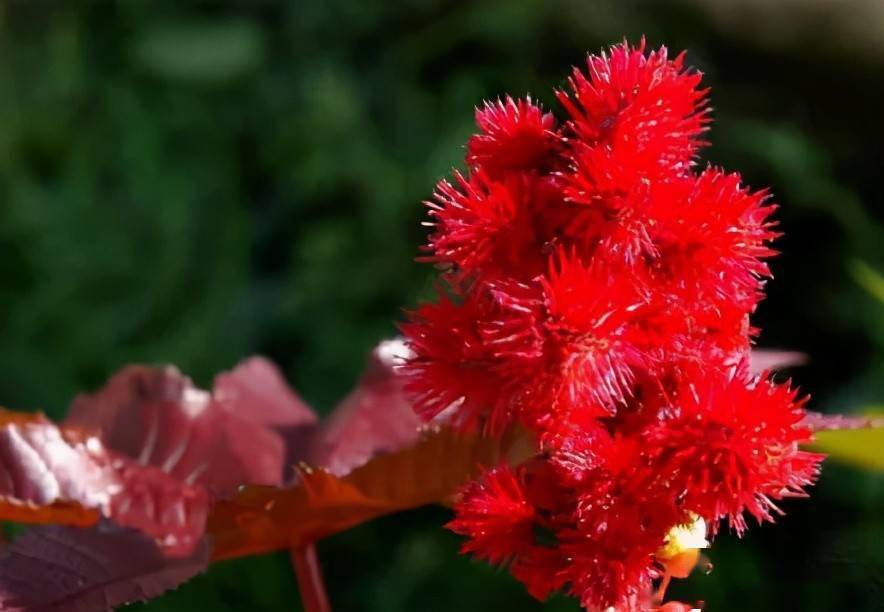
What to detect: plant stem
<box><xmin>291</xmin><ymin>544</ymin><xmax>332</xmax><ymax>612</ymax></box>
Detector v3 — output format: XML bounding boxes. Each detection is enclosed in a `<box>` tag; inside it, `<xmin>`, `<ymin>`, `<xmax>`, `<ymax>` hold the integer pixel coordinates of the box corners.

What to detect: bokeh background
<box><xmin>1</xmin><ymin>1</ymin><xmax>882</xmax><ymax>610</ymax></box>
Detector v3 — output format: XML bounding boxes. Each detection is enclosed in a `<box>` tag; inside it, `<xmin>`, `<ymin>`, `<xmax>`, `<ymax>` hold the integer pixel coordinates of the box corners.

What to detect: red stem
<box><xmin>291</xmin><ymin>544</ymin><xmax>332</xmax><ymax>612</ymax></box>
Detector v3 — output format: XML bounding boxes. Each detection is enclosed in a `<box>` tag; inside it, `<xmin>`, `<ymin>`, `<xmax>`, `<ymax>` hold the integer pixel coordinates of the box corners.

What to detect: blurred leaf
<box><xmin>811</xmin><ymin>410</ymin><xmax>884</xmax><ymax>471</ymax></box>
<box><xmin>0</xmin><ymin>410</ymin><xmax>112</xmax><ymax>529</ymax></box>
<box><xmin>0</xmin><ymin>409</ymin><xmax>208</xmax><ymax>556</ymax></box>
<box><xmin>804</xmin><ymin>411</ymin><xmax>884</xmax><ymax>432</ymax></box>
<box><xmin>66</xmin><ymin>362</ymin><xmax>314</xmax><ymax>498</ymax></box>
<box><xmin>213</xmin><ymin>357</ymin><xmax>317</xmax><ymax>429</ymax></box>
<box><xmin>207</xmin><ymin>427</ymin><xmax>518</xmax><ymax>562</ymax></box>
<box><xmin>133</xmin><ymin>20</ymin><xmax>264</xmax><ymax>84</ymax></box>
<box><xmin>307</xmin><ymin>338</ymin><xmax>422</xmax><ymax>477</ymax></box>
<box><xmin>748</xmin><ymin>349</ymin><xmax>807</xmax><ymax>373</ymax></box>
<box><xmin>849</xmin><ymin>259</ymin><xmax>884</xmax><ymax>305</ymax></box>
<box><xmin>0</xmin><ymin>521</ymin><xmax>208</xmax><ymax>612</ymax></box>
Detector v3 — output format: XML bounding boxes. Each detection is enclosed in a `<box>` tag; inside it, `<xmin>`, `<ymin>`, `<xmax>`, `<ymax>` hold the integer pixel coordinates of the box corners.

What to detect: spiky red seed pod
<box><xmin>559</xmin><ymin>143</ymin><xmax>659</xmax><ymax>262</ymax></box>
<box><xmin>644</xmin><ymin>369</ymin><xmax>823</xmax><ymax>534</ymax></box>
<box><xmin>557</xmin><ymin>40</ymin><xmax>709</xmax><ymax>176</ymax></box>
<box><xmin>447</xmin><ymin>464</ymin><xmax>537</xmax><ymax>564</ymax></box>
<box><xmin>403</xmin><ymin>39</ymin><xmax>812</xmax><ymax>611</ymax></box>
<box><xmin>423</xmin><ymin>171</ymin><xmax>568</xmax><ymax>282</ymax></box>
<box><xmin>400</xmin><ymin>287</ymin><xmax>511</xmax><ymax>430</ymax></box>
<box><xmin>401</xmin><ymin>279</ymin><xmax>550</xmax><ymax>432</ymax></box>
<box><xmin>467</xmin><ymin>96</ymin><xmax>559</xmax><ymax>178</ymax></box>
<box><xmin>534</xmin><ymin>249</ymin><xmax>649</xmax><ymax>412</ymax></box>
<box><xmin>448</xmin><ymin>461</ymin><xmax>573</xmax><ymax>601</ymax></box>
<box><xmin>647</xmin><ymin>168</ymin><xmax>778</xmax><ymax>308</ymax></box>
<box><xmin>558</xmin><ymin>533</ymin><xmax>659</xmax><ymax>612</ymax></box>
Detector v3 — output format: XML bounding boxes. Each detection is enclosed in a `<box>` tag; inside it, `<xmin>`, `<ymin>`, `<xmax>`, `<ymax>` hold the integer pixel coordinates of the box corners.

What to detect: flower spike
<box><xmin>402</xmin><ymin>40</ymin><xmax>821</xmax><ymax>611</ymax></box>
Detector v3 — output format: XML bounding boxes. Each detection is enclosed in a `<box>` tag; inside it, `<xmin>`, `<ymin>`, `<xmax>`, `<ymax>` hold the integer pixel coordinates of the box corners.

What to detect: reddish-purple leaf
<box><xmin>208</xmin><ymin>426</ymin><xmax>516</xmax><ymax>561</ymax></box>
<box><xmin>0</xmin><ymin>412</ymin><xmax>106</xmax><ymax>527</ymax></box>
<box><xmin>213</xmin><ymin>357</ymin><xmax>317</xmax><ymax>428</ymax></box>
<box><xmin>748</xmin><ymin>349</ymin><xmax>807</xmax><ymax>373</ymax></box>
<box><xmin>214</xmin><ymin>357</ymin><xmax>320</xmax><ymax>479</ymax></box>
<box><xmin>308</xmin><ymin>339</ymin><xmax>423</xmax><ymax>476</ymax></box>
<box><xmin>107</xmin><ymin>461</ymin><xmax>207</xmax><ymax>557</ymax></box>
<box><xmin>66</xmin><ymin>365</ymin><xmax>288</xmax><ymax>497</ymax></box>
<box><xmin>0</xmin><ymin>522</ymin><xmax>208</xmax><ymax>612</ymax></box>
<box><xmin>0</xmin><ymin>412</ymin><xmax>207</xmax><ymax>557</ymax></box>
<box><xmin>804</xmin><ymin>411</ymin><xmax>884</xmax><ymax>431</ymax></box>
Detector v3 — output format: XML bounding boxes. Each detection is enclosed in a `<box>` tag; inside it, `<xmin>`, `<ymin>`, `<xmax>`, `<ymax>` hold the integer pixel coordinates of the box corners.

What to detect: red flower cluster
<box><xmin>401</xmin><ymin>41</ymin><xmax>822</xmax><ymax>611</ymax></box>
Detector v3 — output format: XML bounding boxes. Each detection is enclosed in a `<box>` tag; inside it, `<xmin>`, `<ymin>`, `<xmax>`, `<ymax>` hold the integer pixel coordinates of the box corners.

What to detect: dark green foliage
<box><xmin>0</xmin><ymin>1</ymin><xmax>881</xmax><ymax>610</ymax></box>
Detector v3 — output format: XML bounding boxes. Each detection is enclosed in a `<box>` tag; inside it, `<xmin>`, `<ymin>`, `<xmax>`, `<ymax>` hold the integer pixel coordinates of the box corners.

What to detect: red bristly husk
<box><xmin>401</xmin><ymin>39</ymin><xmax>823</xmax><ymax>611</ymax></box>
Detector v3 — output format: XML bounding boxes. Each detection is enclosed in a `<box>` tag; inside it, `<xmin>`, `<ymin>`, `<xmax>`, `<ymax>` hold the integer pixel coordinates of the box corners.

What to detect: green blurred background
<box><xmin>1</xmin><ymin>1</ymin><xmax>882</xmax><ymax>610</ymax></box>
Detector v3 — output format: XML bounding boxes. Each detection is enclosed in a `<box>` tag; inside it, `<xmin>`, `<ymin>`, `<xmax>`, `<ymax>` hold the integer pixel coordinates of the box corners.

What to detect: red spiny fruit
<box><xmin>423</xmin><ymin>171</ymin><xmax>565</xmax><ymax>281</ymax></box>
<box><xmin>557</xmin><ymin>39</ymin><xmax>709</xmax><ymax>176</ymax></box>
<box><xmin>448</xmin><ymin>461</ymin><xmax>572</xmax><ymax>600</ymax></box>
<box><xmin>446</xmin><ymin>465</ymin><xmax>537</xmax><ymax>565</ymax></box>
<box><xmin>538</xmin><ymin>249</ymin><xmax>648</xmax><ymax>413</ymax></box>
<box><xmin>557</xmin><ymin>527</ymin><xmax>660</xmax><ymax>611</ymax></box>
<box><xmin>645</xmin><ymin>369</ymin><xmax>822</xmax><ymax>534</ymax></box>
<box><xmin>541</xmin><ymin>409</ymin><xmax>615</xmax><ymax>484</ymax></box>
<box><xmin>467</xmin><ymin>96</ymin><xmax>559</xmax><ymax>178</ymax></box>
<box><xmin>402</xmin><ymin>39</ymin><xmax>819</xmax><ymax>610</ymax></box>
<box><xmin>637</xmin><ymin>291</ymin><xmax>755</xmax><ymax>373</ymax></box>
<box><xmin>647</xmin><ymin>168</ymin><xmax>778</xmax><ymax>308</ymax></box>
<box><xmin>400</xmin><ymin>288</ymin><xmax>511</xmax><ymax>429</ymax></box>
<box><xmin>555</xmin><ymin>444</ymin><xmax>681</xmax><ymax>610</ymax></box>
<box><xmin>401</xmin><ymin>280</ymin><xmax>548</xmax><ymax>432</ymax></box>
<box><xmin>560</xmin><ymin>144</ymin><xmax>658</xmax><ymax>262</ymax></box>
<box><xmin>554</xmin><ymin>41</ymin><xmax>709</xmax><ymax>265</ymax></box>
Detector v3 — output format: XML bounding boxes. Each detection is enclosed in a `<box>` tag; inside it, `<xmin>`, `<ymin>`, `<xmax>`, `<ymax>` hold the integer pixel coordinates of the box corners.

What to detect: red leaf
<box><xmin>0</xmin><ymin>411</ymin><xmax>207</xmax><ymax>557</ymax></box>
<box><xmin>66</xmin><ymin>365</ymin><xmax>292</xmax><ymax>497</ymax></box>
<box><xmin>748</xmin><ymin>349</ymin><xmax>807</xmax><ymax>373</ymax></box>
<box><xmin>0</xmin><ymin>411</ymin><xmax>106</xmax><ymax>527</ymax></box>
<box><xmin>0</xmin><ymin>522</ymin><xmax>208</xmax><ymax>612</ymax></box>
<box><xmin>308</xmin><ymin>339</ymin><xmax>423</xmax><ymax>476</ymax></box>
<box><xmin>207</xmin><ymin>426</ymin><xmax>519</xmax><ymax>561</ymax></box>
<box><xmin>804</xmin><ymin>411</ymin><xmax>884</xmax><ymax>431</ymax></box>
<box><xmin>213</xmin><ymin>357</ymin><xmax>317</xmax><ymax>428</ymax></box>
<box><xmin>214</xmin><ymin>357</ymin><xmax>320</xmax><ymax>479</ymax></box>
<box><xmin>107</xmin><ymin>461</ymin><xmax>208</xmax><ymax>557</ymax></box>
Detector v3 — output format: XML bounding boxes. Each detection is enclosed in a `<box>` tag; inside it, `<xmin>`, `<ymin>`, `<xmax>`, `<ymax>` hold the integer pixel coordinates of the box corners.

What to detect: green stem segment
<box><xmin>292</xmin><ymin>544</ymin><xmax>332</xmax><ymax>612</ymax></box>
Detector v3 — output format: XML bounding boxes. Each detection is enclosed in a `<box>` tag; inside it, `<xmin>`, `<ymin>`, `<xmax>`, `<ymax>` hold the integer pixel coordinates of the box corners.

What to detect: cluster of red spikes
<box><xmin>401</xmin><ymin>41</ymin><xmax>822</xmax><ymax>611</ymax></box>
